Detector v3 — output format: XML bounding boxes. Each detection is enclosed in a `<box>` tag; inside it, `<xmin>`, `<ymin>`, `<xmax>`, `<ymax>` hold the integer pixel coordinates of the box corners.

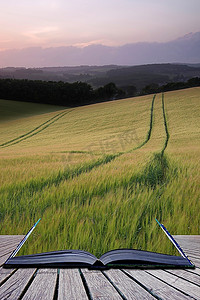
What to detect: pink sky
<box><xmin>0</xmin><ymin>0</ymin><xmax>200</xmax><ymax>51</ymax></box>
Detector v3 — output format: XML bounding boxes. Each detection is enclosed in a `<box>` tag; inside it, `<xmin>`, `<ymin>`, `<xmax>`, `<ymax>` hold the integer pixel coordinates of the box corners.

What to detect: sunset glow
<box><xmin>0</xmin><ymin>0</ymin><xmax>200</xmax><ymax>51</ymax></box>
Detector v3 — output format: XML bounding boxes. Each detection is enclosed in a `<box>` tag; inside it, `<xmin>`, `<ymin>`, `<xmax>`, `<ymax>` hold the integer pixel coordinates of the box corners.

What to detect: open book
<box><xmin>4</xmin><ymin>248</ymin><xmax>194</xmax><ymax>269</ymax></box>
<box><xmin>4</xmin><ymin>219</ymin><xmax>195</xmax><ymax>269</ymax></box>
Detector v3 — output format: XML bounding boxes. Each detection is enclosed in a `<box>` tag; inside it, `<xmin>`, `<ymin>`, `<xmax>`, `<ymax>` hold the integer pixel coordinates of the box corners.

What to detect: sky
<box><xmin>0</xmin><ymin>0</ymin><xmax>200</xmax><ymax>51</ymax></box>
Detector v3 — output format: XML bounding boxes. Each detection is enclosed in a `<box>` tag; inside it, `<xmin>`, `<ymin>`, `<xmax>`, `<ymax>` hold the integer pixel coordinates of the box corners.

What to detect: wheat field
<box><xmin>0</xmin><ymin>87</ymin><xmax>199</xmax><ymax>257</ymax></box>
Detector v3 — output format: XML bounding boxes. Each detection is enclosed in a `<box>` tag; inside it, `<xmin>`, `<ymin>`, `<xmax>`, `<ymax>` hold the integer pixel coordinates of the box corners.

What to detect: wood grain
<box><xmin>165</xmin><ymin>269</ymin><xmax>200</xmax><ymax>286</ymax></box>
<box><xmin>0</xmin><ymin>235</ymin><xmax>25</xmax><ymax>266</ymax></box>
<box><xmin>0</xmin><ymin>268</ymin><xmax>36</xmax><ymax>299</ymax></box>
<box><xmin>23</xmin><ymin>269</ymin><xmax>57</xmax><ymax>300</ymax></box>
<box><xmin>104</xmin><ymin>269</ymin><xmax>154</xmax><ymax>299</ymax></box>
<box><xmin>58</xmin><ymin>269</ymin><xmax>88</xmax><ymax>300</ymax></box>
<box><xmin>0</xmin><ymin>267</ymin><xmax>16</xmax><ymax>284</ymax></box>
<box><xmin>187</xmin><ymin>268</ymin><xmax>200</xmax><ymax>276</ymax></box>
<box><xmin>0</xmin><ymin>254</ymin><xmax>12</xmax><ymax>266</ymax></box>
<box><xmin>147</xmin><ymin>269</ymin><xmax>200</xmax><ymax>299</ymax></box>
<box><xmin>124</xmin><ymin>269</ymin><xmax>190</xmax><ymax>300</ymax></box>
<box><xmin>81</xmin><ymin>269</ymin><xmax>122</xmax><ymax>299</ymax></box>
<box><xmin>187</xmin><ymin>257</ymin><xmax>200</xmax><ymax>268</ymax></box>
<box><xmin>173</xmin><ymin>235</ymin><xmax>200</xmax><ymax>249</ymax></box>
<box><xmin>0</xmin><ymin>235</ymin><xmax>24</xmax><ymax>244</ymax></box>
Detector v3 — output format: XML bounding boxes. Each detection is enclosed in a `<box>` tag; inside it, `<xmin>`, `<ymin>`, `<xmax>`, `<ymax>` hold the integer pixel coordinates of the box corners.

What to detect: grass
<box><xmin>0</xmin><ymin>99</ymin><xmax>63</xmax><ymax>122</ymax></box>
<box><xmin>0</xmin><ymin>109</ymin><xmax>73</xmax><ymax>147</ymax></box>
<box><xmin>0</xmin><ymin>87</ymin><xmax>199</xmax><ymax>257</ymax></box>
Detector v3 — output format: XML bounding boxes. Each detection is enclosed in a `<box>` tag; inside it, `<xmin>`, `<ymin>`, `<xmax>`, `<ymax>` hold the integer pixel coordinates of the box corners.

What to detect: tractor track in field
<box><xmin>0</xmin><ymin>109</ymin><xmax>73</xmax><ymax>148</ymax></box>
<box><xmin>161</xmin><ymin>93</ymin><xmax>170</xmax><ymax>155</ymax></box>
<box><xmin>1</xmin><ymin>94</ymin><xmax>172</xmax><ymax>220</ymax></box>
<box><xmin>1</xmin><ymin>95</ymin><xmax>157</xmax><ymax>201</ymax></box>
<box><xmin>130</xmin><ymin>94</ymin><xmax>156</xmax><ymax>151</ymax></box>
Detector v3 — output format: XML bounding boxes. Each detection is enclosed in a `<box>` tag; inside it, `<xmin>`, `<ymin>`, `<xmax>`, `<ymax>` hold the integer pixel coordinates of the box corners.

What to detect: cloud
<box><xmin>74</xmin><ymin>39</ymin><xmax>116</xmax><ymax>48</ymax></box>
<box><xmin>23</xmin><ymin>27</ymin><xmax>59</xmax><ymax>44</ymax></box>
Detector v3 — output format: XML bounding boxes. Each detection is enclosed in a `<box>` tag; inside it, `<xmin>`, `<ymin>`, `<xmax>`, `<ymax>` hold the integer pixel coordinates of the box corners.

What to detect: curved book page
<box><xmin>4</xmin><ymin>248</ymin><xmax>194</xmax><ymax>269</ymax></box>
<box><xmin>99</xmin><ymin>249</ymin><xmax>194</xmax><ymax>268</ymax></box>
<box><xmin>4</xmin><ymin>250</ymin><xmax>97</xmax><ymax>268</ymax></box>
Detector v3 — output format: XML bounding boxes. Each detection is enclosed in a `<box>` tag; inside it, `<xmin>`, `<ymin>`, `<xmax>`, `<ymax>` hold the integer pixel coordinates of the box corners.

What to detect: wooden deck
<box><xmin>0</xmin><ymin>235</ymin><xmax>199</xmax><ymax>299</ymax></box>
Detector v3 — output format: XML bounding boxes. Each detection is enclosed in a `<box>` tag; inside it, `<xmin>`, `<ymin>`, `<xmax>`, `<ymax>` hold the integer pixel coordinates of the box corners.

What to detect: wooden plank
<box><xmin>178</xmin><ymin>246</ymin><xmax>200</xmax><ymax>253</ymax></box>
<box><xmin>81</xmin><ymin>269</ymin><xmax>122</xmax><ymax>299</ymax></box>
<box><xmin>0</xmin><ymin>245</ymin><xmax>18</xmax><ymax>257</ymax></box>
<box><xmin>184</xmin><ymin>246</ymin><xmax>200</xmax><ymax>252</ymax></box>
<box><xmin>0</xmin><ymin>235</ymin><xmax>25</xmax><ymax>266</ymax></box>
<box><xmin>187</xmin><ymin>257</ymin><xmax>200</xmax><ymax>268</ymax></box>
<box><xmin>0</xmin><ymin>246</ymin><xmax>20</xmax><ymax>258</ymax></box>
<box><xmin>0</xmin><ymin>243</ymin><xmax>20</xmax><ymax>252</ymax></box>
<box><xmin>0</xmin><ymin>238</ymin><xmax>23</xmax><ymax>246</ymax></box>
<box><xmin>147</xmin><ymin>269</ymin><xmax>200</xmax><ymax>299</ymax></box>
<box><xmin>165</xmin><ymin>269</ymin><xmax>200</xmax><ymax>286</ymax></box>
<box><xmin>0</xmin><ymin>240</ymin><xmax>23</xmax><ymax>248</ymax></box>
<box><xmin>104</xmin><ymin>269</ymin><xmax>154</xmax><ymax>299</ymax></box>
<box><xmin>185</xmin><ymin>249</ymin><xmax>200</xmax><ymax>256</ymax></box>
<box><xmin>174</xmin><ymin>235</ymin><xmax>200</xmax><ymax>240</ymax></box>
<box><xmin>187</xmin><ymin>268</ymin><xmax>200</xmax><ymax>276</ymax></box>
<box><xmin>182</xmin><ymin>247</ymin><xmax>200</xmax><ymax>254</ymax></box>
<box><xmin>23</xmin><ymin>269</ymin><xmax>57</xmax><ymax>300</ymax></box>
<box><xmin>0</xmin><ymin>267</ymin><xmax>16</xmax><ymax>284</ymax></box>
<box><xmin>0</xmin><ymin>236</ymin><xmax>24</xmax><ymax>244</ymax></box>
<box><xmin>174</xmin><ymin>236</ymin><xmax>200</xmax><ymax>249</ymax></box>
<box><xmin>58</xmin><ymin>269</ymin><xmax>88</xmax><ymax>300</ymax></box>
<box><xmin>0</xmin><ymin>254</ymin><xmax>13</xmax><ymax>266</ymax></box>
<box><xmin>0</xmin><ymin>235</ymin><xmax>25</xmax><ymax>263</ymax></box>
<box><xmin>124</xmin><ymin>269</ymin><xmax>190</xmax><ymax>300</ymax></box>
<box><xmin>186</xmin><ymin>252</ymin><xmax>200</xmax><ymax>259</ymax></box>
<box><xmin>173</xmin><ymin>240</ymin><xmax>199</xmax><ymax>253</ymax></box>
<box><xmin>187</xmin><ymin>256</ymin><xmax>200</xmax><ymax>265</ymax></box>
<box><xmin>0</xmin><ymin>268</ymin><xmax>36</xmax><ymax>299</ymax></box>
<box><xmin>176</xmin><ymin>240</ymin><xmax>200</xmax><ymax>245</ymax></box>
<box><xmin>0</xmin><ymin>236</ymin><xmax>24</xmax><ymax>243</ymax></box>
<box><xmin>0</xmin><ymin>240</ymin><xmax>24</xmax><ymax>253</ymax></box>
<box><xmin>182</xmin><ymin>251</ymin><xmax>200</xmax><ymax>259</ymax></box>
<box><xmin>0</xmin><ymin>250</ymin><xmax>19</xmax><ymax>266</ymax></box>
<box><xmin>0</xmin><ymin>235</ymin><xmax>24</xmax><ymax>240</ymax></box>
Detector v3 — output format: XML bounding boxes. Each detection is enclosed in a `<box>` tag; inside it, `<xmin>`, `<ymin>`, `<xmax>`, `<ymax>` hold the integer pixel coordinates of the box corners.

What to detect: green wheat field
<box><xmin>0</xmin><ymin>87</ymin><xmax>199</xmax><ymax>257</ymax></box>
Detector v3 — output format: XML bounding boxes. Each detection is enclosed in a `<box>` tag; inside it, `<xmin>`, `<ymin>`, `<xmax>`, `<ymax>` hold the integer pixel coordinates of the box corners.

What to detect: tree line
<box><xmin>0</xmin><ymin>79</ymin><xmax>124</xmax><ymax>107</ymax></box>
<box><xmin>141</xmin><ymin>77</ymin><xmax>200</xmax><ymax>95</ymax></box>
<box><xmin>0</xmin><ymin>77</ymin><xmax>199</xmax><ymax>107</ymax></box>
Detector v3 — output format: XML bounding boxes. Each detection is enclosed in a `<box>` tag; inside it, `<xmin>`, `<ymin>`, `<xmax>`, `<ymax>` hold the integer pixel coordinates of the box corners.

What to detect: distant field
<box><xmin>0</xmin><ymin>99</ymin><xmax>63</xmax><ymax>122</ymax></box>
<box><xmin>0</xmin><ymin>87</ymin><xmax>199</xmax><ymax>257</ymax></box>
